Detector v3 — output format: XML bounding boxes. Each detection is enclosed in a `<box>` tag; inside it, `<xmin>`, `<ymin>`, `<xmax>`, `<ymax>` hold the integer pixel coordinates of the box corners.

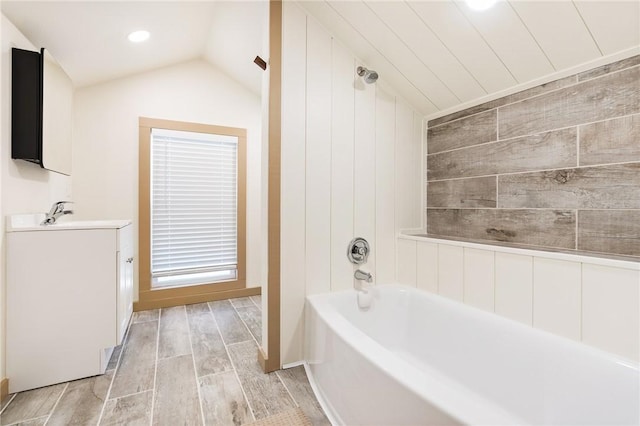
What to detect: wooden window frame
<box><xmin>136</xmin><ymin>117</ymin><xmax>251</xmax><ymax>310</ymax></box>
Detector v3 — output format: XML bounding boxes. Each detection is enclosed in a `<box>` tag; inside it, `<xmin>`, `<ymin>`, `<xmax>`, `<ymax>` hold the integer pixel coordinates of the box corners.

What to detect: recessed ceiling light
<box><xmin>466</xmin><ymin>0</ymin><xmax>497</xmax><ymax>11</ymax></box>
<box><xmin>128</xmin><ymin>30</ymin><xmax>150</xmax><ymax>43</ymax></box>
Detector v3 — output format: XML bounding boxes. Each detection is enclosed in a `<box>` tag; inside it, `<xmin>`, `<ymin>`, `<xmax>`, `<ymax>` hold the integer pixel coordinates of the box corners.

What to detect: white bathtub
<box><xmin>304</xmin><ymin>285</ymin><xmax>639</xmax><ymax>425</ymax></box>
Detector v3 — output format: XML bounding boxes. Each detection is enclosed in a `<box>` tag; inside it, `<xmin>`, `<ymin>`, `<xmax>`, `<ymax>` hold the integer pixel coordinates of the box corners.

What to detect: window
<box><xmin>151</xmin><ymin>128</ymin><xmax>238</xmax><ymax>288</ymax></box>
<box><xmin>138</xmin><ymin>118</ymin><xmax>246</xmax><ymax>303</ymax></box>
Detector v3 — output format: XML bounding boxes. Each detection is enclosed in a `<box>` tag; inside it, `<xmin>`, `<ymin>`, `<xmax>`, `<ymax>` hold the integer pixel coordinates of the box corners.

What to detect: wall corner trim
<box><xmin>1</xmin><ymin>378</ymin><xmax>9</xmax><ymax>403</ymax></box>
<box><xmin>264</xmin><ymin>0</ymin><xmax>283</xmax><ymax>373</ymax></box>
<box><xmin>258</xmin><ymin>347</ymin><xmax>280</xmax><ymax>373</ymax></box>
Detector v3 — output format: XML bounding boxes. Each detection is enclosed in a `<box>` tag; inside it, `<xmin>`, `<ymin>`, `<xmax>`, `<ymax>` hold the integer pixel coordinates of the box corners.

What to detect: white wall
<box><xmin>0</xmin><ymin>14</ymin><xmax>73</xmax><ymax>380</ymax></box>
<box><xmin>73</xmin><ymin>59</ymin><xmax>263</xmax><ymax>299</ymax></box>
<box><xmin>280</xmin><ymin>3</ymin><xmax>423</xmax><ymax>365</ymax></box>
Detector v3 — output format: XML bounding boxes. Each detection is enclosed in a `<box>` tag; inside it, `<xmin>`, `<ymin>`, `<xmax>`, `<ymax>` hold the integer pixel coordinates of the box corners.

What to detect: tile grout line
<box><xmin>427</xmin><ymin>207</ymin><xmax>632</xmax><ymax>212</ymax></box>
<box><xmin>130</xmin><ymin>319</ymin><xmax>159</xmax><ymax>324</ymax></box>
<box><xmin>207</xmin><ymin>302</ymin><xmax>257</xmax><ymax>422</ymax></box>
<box><xmin>427</xmin><ymin>110</ymin><xmax>640</xmax><ymax>157</ymax></box>
<box><xmin>43</xmin><ymin>382</ymin><xmax>68</xmax><ymax>425</ymax></box>
<box><xmin>149</xmin><ymin>308</ymin><xmax>162</xmax><ymax>426</ymax></box>
<box><xmin>495</xmin><ymin>174</ymin><xmax>499</xmax><ymax>209</ymax></box>
<box><xmin>225</xmin><ymin>339</ymin><xmax>256</xmax><ymax>347</ymax></box>
<box><xmin>274</xmin><ymin>370</ymin><xmax>300</xmax><ymax>408</ymax></box>
<box><xmin>0</xmin><ymin>393</ymin><xmax>16</xmax><ymax>415</ymax></box>
<box><xmin>6</xmin><ymin>415</ymin><xmax>50</xmax><ymax>426</ymax></box>
<box><xmin>228</xmin><ymin>298</ymin><xmax>253</xmax><ymax>310</ymax></box>
<box><xmin>229</xmin><ymin>299</ymin><xmax>262</xmax><ymax>348</ymax></box>
<box><xmin>576</xmin><ymin>125</ymin><xmax>581</xmax><ymax>167</ymax></box>
<box><xmin>197</xmin><ymin>369</ymin><xmax>239</xmax><ymax>381</ymax></box>
<box><xmin>184</xmin><ymin>306</ymin><xmax>206</xmax><ymax>426</ymax></box>
<box><xmin>426</xmin><ymin>159</ymin><xmax>640</xmax><ymax>184</ymax></box>
<box><xmin>496</xmin><ymin>106</ymin><xmax>500</xmax><ymax>141</ymax></box>
<box><xmin>101</xmin><ymin>389</ymin><xmax>153</xmax><ymax>403</ymax></box>
<box><xmin>575</xmin><ymin>211</ymin><xmax>580</xmax><ymax>251</ymax></box>
<box><xmin>249</xmin><ymin>295</ymin><xmax>262</xmax><ymax>310</ymax></box>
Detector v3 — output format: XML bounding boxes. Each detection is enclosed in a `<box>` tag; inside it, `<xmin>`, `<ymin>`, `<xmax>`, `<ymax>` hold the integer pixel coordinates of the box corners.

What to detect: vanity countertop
<box><xmin>6</xmin><ymin>214</ymin><xmax>131</xmax><ymax>232</ymax></box>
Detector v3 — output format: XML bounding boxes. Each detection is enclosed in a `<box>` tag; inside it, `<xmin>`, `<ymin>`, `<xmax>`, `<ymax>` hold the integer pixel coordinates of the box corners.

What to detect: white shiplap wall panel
<box><xmin>367</xmin><ymin>1</ymin><xmax>486</xmax><ymax>103</ymax></box>
<box><xmin>375</xmin><ymin>88</ymin><xmax>396</xmax><ymax>285</ymax></box>
<box><xmin>331</xmin><ymin>39</ymin><xmax>356</xmax><ymax>292</ymax></box>
<box><xmin>456</xmin><ymin>0</ymin><xmax>554</xmax><ymax>83</ymax></box>
<box><xmin>400</xmin><ymin>236</ymin><xmax>640</xmax><ymax>363</ymax></box>
<box><xmin>354</xmin><ymin>77</ymin><xmax>377</xmax><ymax>284</ymax></box>
<box><xmin>416</xmin><ymin>241</ymin><xmax>438</xmax><ymax>293</ymax></box>
<box><xmin>299</xmin><ymin>1</ymin><xmax>437</xmax><ymax>115</ymax></box>
<box><xmin>330</xmin><ymin>0</ymin><xmax>459</xmax><ymax>110</ymax></box>
<box><xmin>409</xmin><ymin>1</ymin><xmax>517</xmax><ymax>93</ymax></box>
<box><xmin>533</xmin><ymin>258</ymin><xmax>582</xmax><ymax>341</ymax></box>
<box><xmin>280</xmin><ymin>1</ymin><xmax>307</xmax><ymax>364</ymax></box>
<box><xmin>463</xmin><ymin>248</ymin><xmax>495</xmax><ymax>312</ymax></box>
<box><xmin>574</xmin><ymin>1</ymin><xmax>640</xmax><ymax>55</ymax></box>
<box><xmin>438</xmin><ymin>244</ymin><xmax>464</xmax><ymax>301</ymax></box>
<box><xmin>582</xmin><ymin>265</ymin><xmax>640</xmax><ymax>362</ymax></box>
<box><xmin>305</xmin><ymin>18</ymin><xmax>332</xmax><ymax>296</ymax></box>
<box><xmin>397</xmin><ymin>239</ymin><xmax>417</xmax><ymax>287</ymax></box>
<box><xmin>281</xmin><ymin>3</ymin><xmax>424</xmax><ymax>366</ymax></box>
<box><xmin>395</xmin><ymin>100</ymin><xmax>421</xmax><ymax>232</ymax></box>
<box><xmin>509</xmin><ymin>1</ymin><xmax>601</xmax><ymax>70</ymax></box>
<box><xmin>495</xmin><ymin>252</ymin><xmax>534</xmax><ymax>326</ymax></box>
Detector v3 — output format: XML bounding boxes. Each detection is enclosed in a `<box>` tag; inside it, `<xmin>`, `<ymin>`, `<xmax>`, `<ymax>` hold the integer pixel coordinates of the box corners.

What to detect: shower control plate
<box><xmin>347</xmin><ymin>237</ymin><xmax>370</xmax><ymax>265</ymax></box>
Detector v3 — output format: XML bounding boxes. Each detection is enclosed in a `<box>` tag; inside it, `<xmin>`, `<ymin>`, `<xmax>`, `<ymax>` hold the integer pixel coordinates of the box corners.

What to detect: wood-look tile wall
<box><xmin>426</xmin><ymin>56</ymin><xmax>640</xmax><ymax>258</ymax></box>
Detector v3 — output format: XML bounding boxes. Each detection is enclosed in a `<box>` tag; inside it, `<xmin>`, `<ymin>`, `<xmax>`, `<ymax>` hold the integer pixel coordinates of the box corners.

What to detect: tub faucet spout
<box><xmin>354</xmin><ymin>269</ymin><xmax>373</xmax><ymax>284</ymax></box>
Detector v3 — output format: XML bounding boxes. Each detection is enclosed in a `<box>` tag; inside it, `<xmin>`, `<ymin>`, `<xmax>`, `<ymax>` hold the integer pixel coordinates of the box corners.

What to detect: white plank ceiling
<box><xmin>299</xmin><ymin>0</ymin><xmax>640</xmax><ymax>116</ymax></box>
<box><xmin>2</xmin><ymin>1</ymin><xmax>638</xmax><ymax>115</ymax></box>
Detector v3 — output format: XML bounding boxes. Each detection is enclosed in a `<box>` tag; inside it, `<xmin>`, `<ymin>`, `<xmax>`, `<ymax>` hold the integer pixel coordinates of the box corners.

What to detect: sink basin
<box><xmin>6</xmin><ymin>214</ymin><xmax>131</xmax><ymax>232</ymax></box>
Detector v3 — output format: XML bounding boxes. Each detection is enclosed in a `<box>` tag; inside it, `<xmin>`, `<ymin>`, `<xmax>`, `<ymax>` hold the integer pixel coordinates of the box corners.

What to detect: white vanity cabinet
<box><xmin>6</xmin><ymin>218</ymin><xmax>133</xmax><ymax>393</ymax></box>
<box><xmin>117</xmin><ymin>224</ymin><xmax>134</xmax><ymax>343</ymax></box>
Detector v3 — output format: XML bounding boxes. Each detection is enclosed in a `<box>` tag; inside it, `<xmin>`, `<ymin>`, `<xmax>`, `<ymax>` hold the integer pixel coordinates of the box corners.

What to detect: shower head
<box><xmin>357</xmin><ymin>66</ymin><xmax>378</xmax><ymax>84</ymax></box>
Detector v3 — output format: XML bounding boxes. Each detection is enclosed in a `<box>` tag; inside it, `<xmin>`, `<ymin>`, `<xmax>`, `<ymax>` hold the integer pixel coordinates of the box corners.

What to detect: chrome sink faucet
<box><xmin>41</xmin><ymin>201</ymin><xmax>73</xmax><ymax>225</ymax></box>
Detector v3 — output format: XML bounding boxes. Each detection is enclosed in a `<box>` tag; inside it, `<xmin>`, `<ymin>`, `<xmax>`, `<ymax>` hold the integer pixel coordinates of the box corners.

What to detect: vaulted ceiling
<box><xmin>1</xmin><ymin>1</ymin><xmax>267</xmax><ymax>94</ymax></box>
<box><xmin>2</xmin><ymin>1</ymin><xmax>639</xmax><ymax>116</ymax></box>
<box><xmin>300</xmin><ymin>1</ymin><xmax>640</xmax><ymax>116</ymax></box>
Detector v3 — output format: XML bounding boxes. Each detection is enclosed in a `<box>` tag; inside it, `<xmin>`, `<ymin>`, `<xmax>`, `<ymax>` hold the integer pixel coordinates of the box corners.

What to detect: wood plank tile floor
<box><xmin>0</xmin><ymin>295</ymin><xmax>330</xmax><ymax>426</ymax></box>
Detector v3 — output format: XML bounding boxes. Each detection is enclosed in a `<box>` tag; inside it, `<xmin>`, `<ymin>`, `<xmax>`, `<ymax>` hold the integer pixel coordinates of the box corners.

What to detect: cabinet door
<box><xmin>116</xmin><ymin>227</ymin><xmax>134</xmax><ymax>344</ymax></box>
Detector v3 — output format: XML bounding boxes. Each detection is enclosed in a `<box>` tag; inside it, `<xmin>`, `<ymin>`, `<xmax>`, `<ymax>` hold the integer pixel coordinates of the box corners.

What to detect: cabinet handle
<box><xmin>126</xmin><ymin>257</ymin><xmax>134</xmax><ymax>263</ymax></box>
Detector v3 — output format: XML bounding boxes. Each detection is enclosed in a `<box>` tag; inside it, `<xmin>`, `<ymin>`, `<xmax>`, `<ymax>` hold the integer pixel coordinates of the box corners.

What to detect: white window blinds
<box><xmin>151</xmin><ymin>128</ymin><xmax>238</xmax><ymax>285</ymax></box>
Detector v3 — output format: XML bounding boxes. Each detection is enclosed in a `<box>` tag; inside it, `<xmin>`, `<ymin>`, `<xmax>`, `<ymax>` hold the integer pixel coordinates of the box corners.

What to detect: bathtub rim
<box><xmin>305</xmin><ymin>286</ymin><xmax>526</xmax><ymax>425</ymax></box>
<box><xmin>309</xmin><ymin>284</ymin><xmax>640</xmax><ymax>368</ymax></box>
<box><xmin>305</xmin><ymin>284</ymin><xmax>639</xmax><ymax>425</ymax></box>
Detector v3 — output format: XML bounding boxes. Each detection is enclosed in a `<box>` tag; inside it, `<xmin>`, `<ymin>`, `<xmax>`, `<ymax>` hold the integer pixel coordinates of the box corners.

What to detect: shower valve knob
<box><xmin>347</xmin><ymin>237</ymin><xmax>370</xmax><ymax>265</ymax></box>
